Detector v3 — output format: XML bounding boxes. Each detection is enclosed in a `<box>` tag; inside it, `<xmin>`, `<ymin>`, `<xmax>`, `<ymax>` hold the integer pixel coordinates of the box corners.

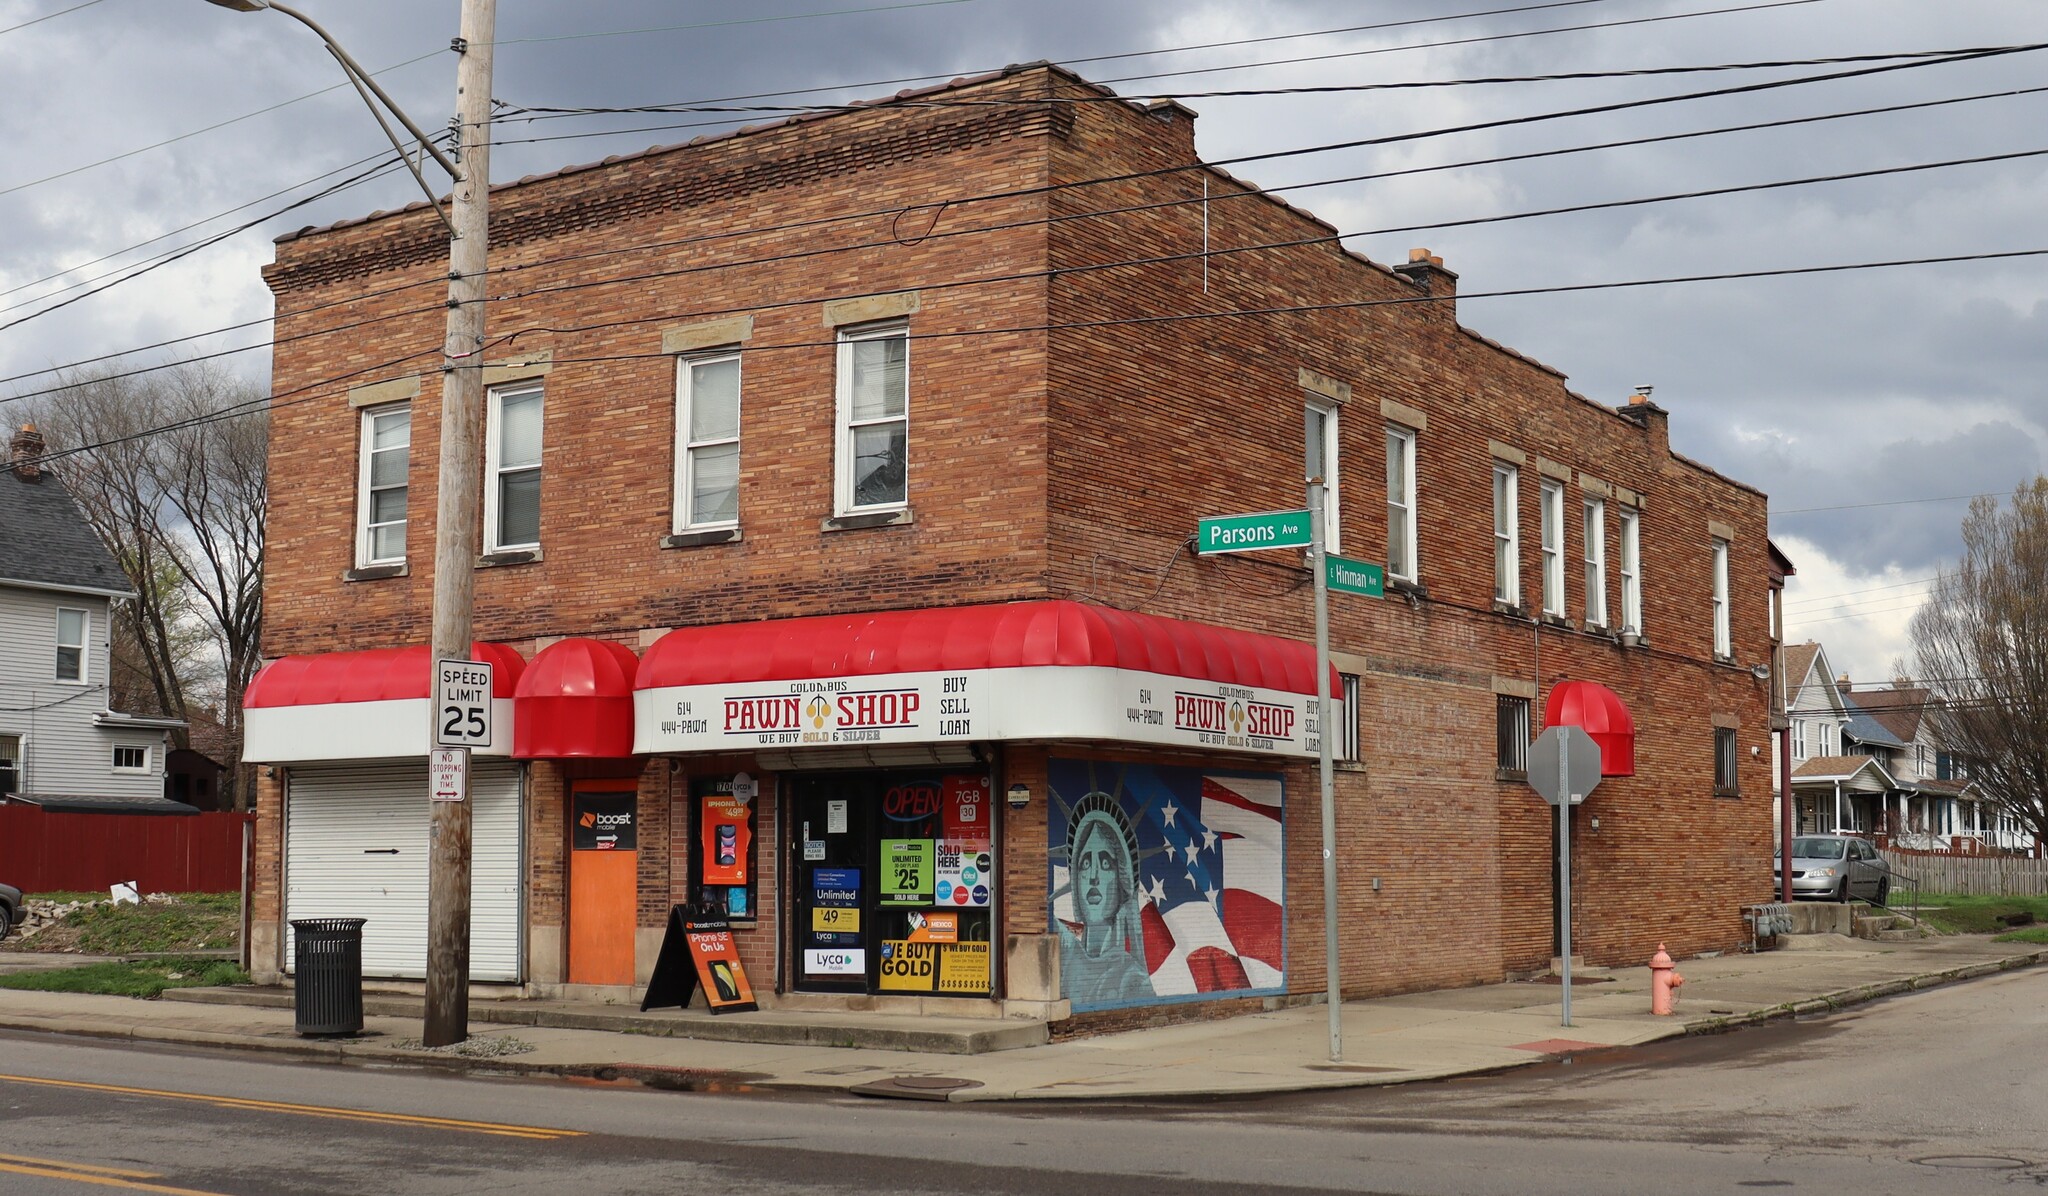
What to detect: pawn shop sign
<box><xmin>1528</xmin><ymin>724</ymin><xmax>1603</xmax><ymax>807</ymax></box>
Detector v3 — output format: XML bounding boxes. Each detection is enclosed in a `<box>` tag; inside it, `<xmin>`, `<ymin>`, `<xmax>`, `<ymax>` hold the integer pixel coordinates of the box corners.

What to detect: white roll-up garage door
<box><xmin>284</xmin><ymin>759</ymin><xmax>524</xmax><ymax>982</ymax></box>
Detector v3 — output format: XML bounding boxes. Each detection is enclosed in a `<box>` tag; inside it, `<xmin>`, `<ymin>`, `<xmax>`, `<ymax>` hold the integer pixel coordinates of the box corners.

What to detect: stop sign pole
<box><xmin>1528</xmin><ymin>724</ymin><xmax>1602</xmax><ymax>1027</ymax></box>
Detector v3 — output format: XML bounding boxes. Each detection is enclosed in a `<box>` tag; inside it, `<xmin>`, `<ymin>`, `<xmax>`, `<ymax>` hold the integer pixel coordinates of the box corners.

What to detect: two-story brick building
<box><xmin>242</xmin><ymin>64</ymin><xmax>1776</xmax><ymax>1028</ymax></box>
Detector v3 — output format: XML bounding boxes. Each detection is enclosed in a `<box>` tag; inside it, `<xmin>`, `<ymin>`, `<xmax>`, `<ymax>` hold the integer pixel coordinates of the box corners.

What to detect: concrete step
<box><xmin>162</xmin><ymin>986</ymin><xmax>1048</xmax><ymax>1055</ymax></box>
<box><xmin>1853</xmin><ymin>913</ymin><xmax>1912</xmax><ymax>939</ymax></box>
<box><xmin>1875</xmin><ymin>927</ymin><xmax>1928</xmax><ymax>942</ymax></box>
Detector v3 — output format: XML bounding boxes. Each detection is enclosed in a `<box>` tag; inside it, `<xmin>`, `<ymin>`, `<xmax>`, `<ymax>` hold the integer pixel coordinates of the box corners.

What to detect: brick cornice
<box><xmin>266</xmin><ymin>104</ymin><xmax>1071</xmax><ymax>296</ymax></box>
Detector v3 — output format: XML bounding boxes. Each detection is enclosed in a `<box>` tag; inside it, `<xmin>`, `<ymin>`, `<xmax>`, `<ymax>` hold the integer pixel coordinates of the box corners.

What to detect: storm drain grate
<box><xmin>851</xmin><ymin>1075</ymin><xmax>984</xmax><ymax>1101</ymax></box>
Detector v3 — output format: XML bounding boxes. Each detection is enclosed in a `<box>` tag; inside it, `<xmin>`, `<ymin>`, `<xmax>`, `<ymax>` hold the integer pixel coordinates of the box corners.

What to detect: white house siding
<box><xmin>0</xmin><ymin>586</ymin><xmax>164</xmax><ymax>798</ymax></box>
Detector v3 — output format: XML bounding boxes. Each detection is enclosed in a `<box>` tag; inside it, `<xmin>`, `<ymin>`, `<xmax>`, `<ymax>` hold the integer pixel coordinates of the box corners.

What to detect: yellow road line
<box><xmin>0</xmin><ymin>1158</ymin><xmax>230</xmax><ymax>1196</ymax></box>
<box><xmin>0</xmin><ymin>1151</ymin><xmax>161</xmax><ymax>1178</ymax></box>
<box><xmin>0</xmin><ymin>1073</ymin><xmax>584</xmax><ymax>1141</ymax></box>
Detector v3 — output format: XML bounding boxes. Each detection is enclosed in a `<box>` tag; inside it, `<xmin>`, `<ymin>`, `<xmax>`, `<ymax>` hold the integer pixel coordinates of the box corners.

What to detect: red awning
<box><xmin>636</xmin><ymin>600</ymin><xmax>1337</xmax><ymax>695</ymax></box>
<box><xmin>514</xmin><ymin>638</ymin><xmax>640</xmax><ymax>759</ymax></box>
<box><xmin>246</xmin><ymin>642</ymin><xmax>525</xmax><ymax>707</ymax></box>
<box><xmin>1544</xmin><ymin>679</ymin><xmax>1636</xmax><ymax>777</ymax></box>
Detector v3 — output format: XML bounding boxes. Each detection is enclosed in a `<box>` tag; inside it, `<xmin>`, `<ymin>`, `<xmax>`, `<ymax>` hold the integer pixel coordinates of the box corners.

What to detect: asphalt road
<box><xmin>2</xmin><ymin>967</ymin><xmax>2044</xmax><ymax>1195</ymax></box>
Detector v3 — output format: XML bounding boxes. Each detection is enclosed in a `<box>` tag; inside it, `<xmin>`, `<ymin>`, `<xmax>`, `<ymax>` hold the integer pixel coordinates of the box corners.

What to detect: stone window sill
<box><xmin>822</xmin><ymin>508</ymin><xmax>914</xmax><ymax>533</ymax></box>
<box><xmin>478</xmin><ymin>548</ymin><xmax>543</xmax><ymax>569</ymax></box>
<box><xmin>343</xmin><ymin>563</ymin><xmax>408</xmax><ymax>583</ymax></box>
<box><xmin>1496</xmin><ymin>767</ymin><xmax>1529</xmax><ymax>783</ymax></box>
<box><xmin>662</xmin><ymin>527</ymin><xmax>742</xmax><ymax>549</ymax></box>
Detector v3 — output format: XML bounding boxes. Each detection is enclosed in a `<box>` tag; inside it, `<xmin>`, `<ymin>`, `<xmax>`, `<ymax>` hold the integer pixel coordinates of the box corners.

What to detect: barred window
<box><xmin>1715</xmin><ymin>727</ymin><xmax>1739</xmax><ymax>795</ymax></box>
<box><xmin>1339</xmin><ymin>673</ymin><xmax>1362</xmax><ymax>762</ymax></box>
<box><xmin>1496</xmin><ymin>695</ymin><xmax>1530</xmax><ymax>775</ymax></box>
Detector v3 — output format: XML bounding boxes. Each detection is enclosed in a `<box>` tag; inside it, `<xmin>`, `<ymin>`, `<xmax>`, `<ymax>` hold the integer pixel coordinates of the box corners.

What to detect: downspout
<box><xmin>1779</xmin><ymin>726</ymin><xmax>1793</xmax><ymax>903</ymax></box>
<box><xmin>1833</xmin><ymin>779</ymin><xmax>1842</xmax><ymax>832</ymax></box>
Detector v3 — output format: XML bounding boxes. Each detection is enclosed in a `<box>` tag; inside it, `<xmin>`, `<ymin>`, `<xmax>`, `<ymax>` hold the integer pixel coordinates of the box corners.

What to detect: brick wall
<box><xmin>257</xmin><ymin>64</ymin><xmax>1774</xmax><ymax>1003</ymax></box>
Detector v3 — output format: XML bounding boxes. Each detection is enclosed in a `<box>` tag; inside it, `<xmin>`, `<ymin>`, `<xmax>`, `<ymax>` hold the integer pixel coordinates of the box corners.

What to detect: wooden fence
<box><xmin>0</xmin><ymin>804</ymin><xmax>252</xmax><ymax>893</ymax></box>
<box><xmin>1880</xmin><ymin>848</ymin><xmax>2048</xmax><ymax>897</ymax></box>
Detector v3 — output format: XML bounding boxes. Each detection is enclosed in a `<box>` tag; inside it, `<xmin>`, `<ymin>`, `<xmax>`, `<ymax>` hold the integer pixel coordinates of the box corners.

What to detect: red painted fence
<box><xmin>0</xmin><ymin>805</ymin><xmax>252</xmax><ymax>893</ymax></box>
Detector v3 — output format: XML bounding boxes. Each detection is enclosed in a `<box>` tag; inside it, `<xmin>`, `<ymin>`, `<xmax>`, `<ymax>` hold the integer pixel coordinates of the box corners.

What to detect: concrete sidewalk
<box><xmin>1</xmin><ymin>935</ymin><xmax>2041</xmax><ymax>1102</ymax></box>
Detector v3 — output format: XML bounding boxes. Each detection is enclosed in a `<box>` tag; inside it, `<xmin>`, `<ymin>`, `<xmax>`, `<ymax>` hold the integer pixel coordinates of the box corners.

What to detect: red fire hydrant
<box><xmin>1650</xmin><ymin>943</ymin><xmax>1685</xmax><ymax>1015</ymax></box>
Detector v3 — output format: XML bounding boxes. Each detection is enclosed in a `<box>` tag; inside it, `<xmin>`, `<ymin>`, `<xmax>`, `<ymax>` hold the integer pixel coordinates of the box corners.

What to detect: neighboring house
<box><xmin>241</xmin><ymin>64</ymin><xmax>1778</xmax><ymax>1022</ymax></box>
<box><xmin>1</xmin><ymin>425</ymin><xmax>188</xmax><ymax>814</ymax></box>
<box><xmin>1847</xmin><ymin>680</ymin><xmax>2026</xmax><ymax>852</ymax></box>
<box><xmin>1773</xmin><ymin>637</ymin><xmax>2025</xmax><ymax>852</ymax></box>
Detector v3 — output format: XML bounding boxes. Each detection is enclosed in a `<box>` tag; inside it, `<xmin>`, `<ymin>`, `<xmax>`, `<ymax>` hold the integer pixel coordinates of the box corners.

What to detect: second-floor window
<box><xmin>1306</xmin><ymin>400</ymin><xmax>1340</xmax><ymax>551</ymax></box>
<box><xmin>676</xmin><ymin>351</ymin><xmax>742</xmax><ymax>530</ymax></box>
<box><xmin>1385</xmin><ymin>424</ymin><xmax>1416</xmax><ymax>581</ymax></box>
<box><xmin>1539</xmin><ymin>478</ymin><xmax>1564</xmax><ymax>617</ymax></box>
<box><xmin>113</xmin><ymin>744</ymin><xmax>149</xmax><ymax>773</ymax></box>
<box><xmin>55</xmin><ymin>607</ymin><xmax>86</xmax><ymax>682</ymax></box>
<box><xmin>1619</xmin><ymin>506</ymin><xmax>1642</xmax><ymax>635</ymax></box>
<box><xmin>836</xmin><ymin>323</ymin><xmax>908</xmax><ymax>513</ymax></box>
<box><xmin>1712</xmin><ymin>536</ymin><xmax>1732</xmax><ymax>657</ymax></box>
<box><xmin>1492</xmin><ymin>462</ymin><xmax>1519</xmax><ymax>606</ymax></box>
<box><xmin>1583</xmin><ymin>496</ymin><xmax>1607</xmax><ymax>628</ymax></box>
<box><xmin>356</xmin><ymin>403</ymin><xmax>410</xmax><ymax>566</ymax></box>
<box><xmin>486</xmin><ymin>383</ymin><xmax>544</xmax><ymax>551</ymax></box>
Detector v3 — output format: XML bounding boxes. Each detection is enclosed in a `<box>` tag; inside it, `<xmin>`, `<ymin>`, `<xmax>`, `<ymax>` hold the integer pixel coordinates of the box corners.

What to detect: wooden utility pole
<box><xmin>424</xmin><ymin>0</ymin><xmax>496</xmax><ymax>1048</ymax></box>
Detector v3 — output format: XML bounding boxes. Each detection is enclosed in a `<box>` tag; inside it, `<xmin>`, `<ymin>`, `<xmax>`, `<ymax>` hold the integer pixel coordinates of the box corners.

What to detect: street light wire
<box><xmin>0</xmin><ymin>0</ymin><xmax>107</xmax><ymax>38</ymax></box>
<box><xmin>9</xmin><ymin>132</ymin><xmax>2040</xmax><ymax>404</ymax></box>
<box><xmin>24</xmin><ymin>245</ymin><xmax>2048</xmax><ymax>470</ymax></box>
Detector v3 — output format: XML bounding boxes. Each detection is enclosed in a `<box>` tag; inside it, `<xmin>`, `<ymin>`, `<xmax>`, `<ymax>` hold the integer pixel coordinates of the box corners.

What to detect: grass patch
<box><xmin>7</xmin><ymin>892</ymin><xmax>241</xmax><ymax>955</ymax></box>
<box><xmin>1908</xmin><ymin>893</ymin><xmax>2048</xmax><ymax>935</ymax></box>
<box><xmin>1993</xmin><ymin>926</ymin><xmax>2048</xmax><ymax>945</ymax></box>
<box><xmin>0</xmin><ymin>957</ymin><xmax>249</xmax><ymax>999</ymax></box>
<box><xmin>27</xmin><ymin>891</ymin><xmax>107</xmax><ymax>905</ymax></box>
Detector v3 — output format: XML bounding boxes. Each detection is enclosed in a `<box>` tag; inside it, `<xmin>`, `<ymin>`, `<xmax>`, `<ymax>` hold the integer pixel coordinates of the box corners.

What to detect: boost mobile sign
<box><xmin>636</xmin><ymin>666</ymin><xmax>1333</xmax><ymax>759</ymax></box>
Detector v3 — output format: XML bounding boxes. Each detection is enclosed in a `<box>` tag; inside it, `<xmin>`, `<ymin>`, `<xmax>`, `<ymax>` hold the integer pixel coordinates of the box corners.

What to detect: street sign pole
<box><xmin>1559</xmin><ymin>782</ymin><xmax>1573</xmax><ymax>1028</ymax></box>
<box><xmin>1527</xmin><ymin>724</ymin><xmax>1601</xmax><ymax>1029</ymax></box>
<box><xmin>1308</xmin><ymin>478</ymin><xmax>1342</xmax><ymax>1062</ymax></box>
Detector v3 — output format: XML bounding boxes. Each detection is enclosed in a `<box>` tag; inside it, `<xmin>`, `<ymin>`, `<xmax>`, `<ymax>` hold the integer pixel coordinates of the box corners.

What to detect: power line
<box><xmin>489</xmin><ymin>0</ymin><xmax>984</xmax><ymax>46</ymax></box>
<box><xmin>0</xmin><ymin>47</ymin><xmax>443</xmax><ymax>200</ymax></box>
<box><xmin>25</xmin><ymin>245</ymin><xmax>2048</xmax><ymax>470</ymax></box>
<box><xmin>9</xmin><ymin>44</ymin><xmax>2034</xmax><ymax>400</ymax></box>
<box><xmin>0</xmin><ymin>150</ymin><xmax>418</xmax><ymax>335</ymax></box>
<box><xmin>0</xmin><ymin>0</ymin><xmax>107</xmax><ymax>37</ymax></box>
<box><xmin>0</xmin><ymin>142</ymin><xmax>422</xmax><ymax>309</ymax></box>
<box><xmin>491</xmin><ymin>0</ymin><xmax>1809</xmax><ymax>126</ymax></box>
<box><xmin>12</xmin><ymin>126</ymin><xmax>2040</xmax><ymax>408</ymax></box>
<box><xmin>1783</xmin><ymin>576</ymin><xmax>1940</xmax><ymax>609</ymax></box>
<box><xmin>499</xmin><ymin>44</ymin><xmax>2009</xmax><ymax>119</ymax></box>
<box><xmin>1777</xmin><ymin>491</ymin><xmax>2006</xmax><ymax>514</ymax></box>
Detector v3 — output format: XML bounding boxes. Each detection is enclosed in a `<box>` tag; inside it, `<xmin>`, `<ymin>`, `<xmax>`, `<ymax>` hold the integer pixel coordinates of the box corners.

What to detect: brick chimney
<box><xmin>1394</xmin><ymin>247</ymin><xmax>1458</xmax><ymax>324</ymax></box>
<box><xmin>1837</xmin><ymin>673</ymin><xmax>1852</xmax><ymax>693</ymax></box>
<box><xmin>9</xmin><ymin>423</ymin><xmax>45</xmax><ymax>481</ymax></box>
<box><xmin>1614</xmin><ymin>388</ymin><xmax>1670</xmax><ymax>463</ymax></box>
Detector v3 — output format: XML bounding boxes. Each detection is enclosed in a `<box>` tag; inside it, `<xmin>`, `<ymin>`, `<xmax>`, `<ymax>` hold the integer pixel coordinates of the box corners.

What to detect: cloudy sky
<box><xmin>3</xmin><ymin>0</ymin><xmax>2042</xmax><ymax>681</ymax></box>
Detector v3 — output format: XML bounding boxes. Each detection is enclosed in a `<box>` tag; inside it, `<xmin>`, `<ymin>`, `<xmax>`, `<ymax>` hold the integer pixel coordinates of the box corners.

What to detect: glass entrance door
<box><xmin>788</xmin><ymin>770</ymin><xmax>996</xmax><ymax>996</ymax></box>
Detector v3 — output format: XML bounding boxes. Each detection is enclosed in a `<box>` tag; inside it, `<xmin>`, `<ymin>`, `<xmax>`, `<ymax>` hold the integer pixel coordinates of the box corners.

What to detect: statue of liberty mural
<box><xmin>1054</xmin><ymin>790</ymin><xmax>1155</xmax><ymax>1006</ymax></box>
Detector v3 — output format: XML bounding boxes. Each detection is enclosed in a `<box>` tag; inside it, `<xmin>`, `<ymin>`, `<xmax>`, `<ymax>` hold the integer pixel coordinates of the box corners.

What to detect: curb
<box><xmin>1679</xmin><ymin>948</ymin><xmax>2048</xmax><ymax>1037</ymax></box>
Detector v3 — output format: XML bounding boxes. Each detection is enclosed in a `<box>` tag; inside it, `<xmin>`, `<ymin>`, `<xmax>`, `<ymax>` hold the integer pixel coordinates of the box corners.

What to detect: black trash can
<box><xmin>291</xmin><ymin>917</ymin><xmax>366</xmax><ymax>1036</ymax></box>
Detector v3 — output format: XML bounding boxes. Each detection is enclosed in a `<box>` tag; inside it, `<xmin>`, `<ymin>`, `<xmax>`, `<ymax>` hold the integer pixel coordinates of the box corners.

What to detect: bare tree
<box><xmin>1910</xmin><ymin>478</ymin><xmax>2048</xmax><ymax>854</ymax></box>
<box><xmin>23</xmin><ymin>362</ymin><xmax>266</xmax><ymax>806</ymax></box>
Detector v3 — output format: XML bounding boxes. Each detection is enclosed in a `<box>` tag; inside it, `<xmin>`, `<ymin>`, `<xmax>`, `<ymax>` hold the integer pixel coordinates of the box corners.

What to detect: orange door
<box><xmin>568</xmin><ymin>783</ymin><xmax>638</xmax><ymax>986</ymax></box>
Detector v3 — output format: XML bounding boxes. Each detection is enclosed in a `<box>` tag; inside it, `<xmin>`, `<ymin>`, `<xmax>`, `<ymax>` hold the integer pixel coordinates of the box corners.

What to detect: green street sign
<box><xmin>1197</xmin><ymin>509</ymin><xmax>1313</xmax><ymax>555</ymax></box>
<box><xmin>1325</xmin><ymin>554</ymin><xmax>1385</xmax><ymax>597</ymax></box>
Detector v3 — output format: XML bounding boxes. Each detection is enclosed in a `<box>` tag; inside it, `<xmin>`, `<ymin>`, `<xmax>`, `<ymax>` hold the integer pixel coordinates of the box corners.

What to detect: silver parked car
<box><xmin>1775</xmin><ymin>835</ymin><xmax>1890</xmax><ymax>904</ymax></box>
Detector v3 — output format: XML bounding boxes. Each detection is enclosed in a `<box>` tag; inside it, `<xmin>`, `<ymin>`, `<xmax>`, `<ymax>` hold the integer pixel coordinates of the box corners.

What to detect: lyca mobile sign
<box><xmin>1197</xmin><ymin>509</ymin><xmax>1313</xmax><ymax>555</ymax></box>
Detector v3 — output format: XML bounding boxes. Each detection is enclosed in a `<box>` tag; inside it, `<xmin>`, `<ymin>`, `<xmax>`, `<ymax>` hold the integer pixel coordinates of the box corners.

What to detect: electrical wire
<box><xmin>11</xmin><ymin>125</ymin><xmax>2041</xmax><ymax>409</ymax></box>
<box><xmin>0</xmin><ymin>0</ymin><xmax>107</xmax><ymax>38</ymax></box>
<box><xmin>498</xmin><ymin>44</ymin><xmax>2012</xmax><ymax>119</ymax></box>
<box><xmin>24</xmin><ymin>244</ymin><xmax>2048</xmax><ymax>471</ymax></box>
<box><xmin>486</xmin><ymin>0</ymin><xmax>984</xmax><ymax>47</ymax></box>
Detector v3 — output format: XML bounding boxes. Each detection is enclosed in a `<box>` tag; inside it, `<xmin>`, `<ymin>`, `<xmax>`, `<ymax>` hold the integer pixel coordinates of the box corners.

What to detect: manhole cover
<box><xmin>850</xmin><ymin>1075</ymin><xmax>985</xmax><ymax>1101</ymax></box>
<box><xmin>1912</xmin><ymin>1156</ymin><xmax>2029</xmax><ymax>1170</ymax></box>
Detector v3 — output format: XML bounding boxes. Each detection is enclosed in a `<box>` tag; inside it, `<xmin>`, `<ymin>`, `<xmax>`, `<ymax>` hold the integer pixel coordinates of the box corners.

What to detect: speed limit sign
<box><xmin>435</xmin><ymin>657</ymin><xmax>495</xmax><ymax>748</ymax></box>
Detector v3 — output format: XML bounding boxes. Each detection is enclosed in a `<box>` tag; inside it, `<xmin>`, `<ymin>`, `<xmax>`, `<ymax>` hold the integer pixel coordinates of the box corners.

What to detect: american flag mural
<box><xmin>1048</xmin><ymin>758</ymin><xmax>1286</xmax><ymax>1011</ymax></box>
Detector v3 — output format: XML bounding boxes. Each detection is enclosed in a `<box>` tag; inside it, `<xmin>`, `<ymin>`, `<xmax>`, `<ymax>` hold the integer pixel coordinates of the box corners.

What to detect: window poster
<box><xmin>880</xmin><ymin>838</ymin><xmax>935</xmax><ymax>906</ymax></box>
<box><xmin>690</xmin><ymin>774</ymin><xmax>758</xmax><ymax>921</ymax></box>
